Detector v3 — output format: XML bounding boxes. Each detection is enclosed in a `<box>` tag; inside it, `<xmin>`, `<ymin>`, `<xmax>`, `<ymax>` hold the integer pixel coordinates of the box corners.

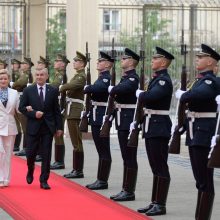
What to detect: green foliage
<box><xmin>120</xmin><ymin>10</ymin><xmax>182</xmax><ymax>79</ymax></box>
<box><xmin>46</xmin><ymin>9</ymin><xmax>66</xmax><ymax>79</ymax></box>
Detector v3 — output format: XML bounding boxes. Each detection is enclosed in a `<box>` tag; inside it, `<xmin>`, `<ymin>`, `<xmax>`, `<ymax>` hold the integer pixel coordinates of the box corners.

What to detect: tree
<box><xmin>46</xmin><ymin>9</ymin><xmax>66</xmax><ymax>79</ymax></box>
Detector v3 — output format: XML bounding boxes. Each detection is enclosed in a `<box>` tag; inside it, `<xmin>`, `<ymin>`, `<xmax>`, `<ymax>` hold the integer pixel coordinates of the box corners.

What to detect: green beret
<box><xmin>0</xmin><ymin>59</ymin><xmax>8</xmax><ymax>67</ymax></box>
<box><xmin>21</xmin><ymin>57</ymin><xmax>34</xmax><ymax>67</ymax></box>
<box><xmin>55</xmin><ymin>54</ymin><xmax>70</xmax><ymax>64</ymax></box>
<box><xmin>11</xmin><ymin>59</ymin><xmax>21</xmax><ymax>65</ymax></box>
<box><xmin>73</xmin><ymin>51</ymin><xmax>87</xmax><ymax>65</ymax></box>
<box><xmin>38</xmin><ymin>56</ymin><xmax>50</xmax><ymax>67</ymax></box>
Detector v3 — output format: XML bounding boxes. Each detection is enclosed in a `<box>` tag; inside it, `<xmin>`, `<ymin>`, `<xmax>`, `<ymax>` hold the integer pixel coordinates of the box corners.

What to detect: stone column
<box><xmin>66</xmin><ymin>0</ymin><xmax>99</xmax><ymax>82</ymax></box>
<box><xmin>26</xmin><ymin>0</ymin><xmax>46</xmax><ymax>66</ymax></box>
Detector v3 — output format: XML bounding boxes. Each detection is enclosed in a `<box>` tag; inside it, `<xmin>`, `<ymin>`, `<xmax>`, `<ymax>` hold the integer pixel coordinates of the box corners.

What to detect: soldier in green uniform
<box><xmin>13</xmin><ymin>57</ymin><xmax>34</xmax><ymax>156</ymax></box>
<box><xmin>10</xmin><ymin>59</ymin><xmax>22</xmax><ymax>151</ymax></box>
<box><xmin>0</xmin><ymin>59</ymin><xmax>8</xmax><ymax>70</ymax></box>
<box><xmin>50</xmin><ymin>54</ymin><xmax>70</xmax><ymax>170</ymax></box>
<box><xmin>62</xmin><ymin>51</ymin><xmax>86</xmax><ymax>178</ymax></box>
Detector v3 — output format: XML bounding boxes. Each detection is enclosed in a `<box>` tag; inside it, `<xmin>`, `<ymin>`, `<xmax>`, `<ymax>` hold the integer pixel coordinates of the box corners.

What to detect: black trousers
<box><xmin>26</xmin><ymin>122</ymin><xmax>53</xmax><ymax>183</ymax></box>
<box><xmin>188</xmin><ymin>145</ymin><xmax>214</xmax><ymax>193</ymax></box>
<box><xmin>91</xmin><ymin>125</ymin><xmax>111</xmax><ymax>161</ymax></box>
<box><xmin>145</xmin><ymin>137</ymin><xmax>170</xmax><ymax>178</ymax></box>
<box><xmin>118</xmin><ymin>130</ymin><xmax>137</xmax><ymax>169</ymax></box>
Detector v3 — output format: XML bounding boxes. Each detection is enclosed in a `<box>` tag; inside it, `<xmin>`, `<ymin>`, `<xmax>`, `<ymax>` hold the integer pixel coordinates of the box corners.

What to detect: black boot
<box><xmin>15</xmin><ymin>134</ymin><xmax>26</xmax><ymax>156</ymax></box>
<box><xmin>196</xmin><ymin>192</ymin><xmax>214</xmax><ymax>220</ymax></box>
<box><xmin>145</xmin><ymin>176</ymin><xmax>170</xmax><ymax>216</ymax></box>
<box><xmin>86</xmin><ymin>159</ymin><xmax>111</xmax><ymax>190</ymax></box>
<box><xmin>110</xmin><ymin>166</ymin><xmax>127</xmax><ymax>200</ymax></box>
<box><xmin>63</xmin><ymin>151</ymin><xmax>84</xmax><ymax>178</ymax></box>
<box><xmin>50</xmin><ymin>145</ymin><xmax>65</xmax><ymax>169</ymax></box>
<box><xmin>14</xmin><ymin>132</ymin><xmax>21</xmax><ymax>152</ymax></box>
<box><xmin>113</xmin><ymin>168</ymin><xmax>137</xmax><ymax>202</ymax></box>
<box><xmin>138</xmin><ymin>175</ymin><xmax>158</xmax><ymax>213</ymax></box>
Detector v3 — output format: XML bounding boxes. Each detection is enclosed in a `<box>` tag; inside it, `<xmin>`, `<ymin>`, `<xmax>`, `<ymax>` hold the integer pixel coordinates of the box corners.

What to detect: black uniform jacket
<box><xmin>139</xmin><ymin>69</ymin><xmax>173</xmax><ymax>139</ymax></box>
<box><xmin>110</xmin><ymin>69</ymin><xmax>139</xmax><ymax>131</ymax></box>
<box><xmin>84</xmin><ymin>71</ymin><xmax>111</xmax><ymax>126</ymax></box>
<box><xmin>180</xmin><ymin>71</ymin><xmax>219</xmax><ymax>147</ymax></box>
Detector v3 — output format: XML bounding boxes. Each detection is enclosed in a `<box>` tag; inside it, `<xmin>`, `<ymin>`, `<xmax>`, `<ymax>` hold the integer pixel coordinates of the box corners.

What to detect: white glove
<box><xmin>59</xmin><ymin>85</ymin><xmax>62</xmax><ymax>91</ymax></box>
<box><xmin>80</xmin><ymin>111</ymin><xmax>85</xmax><ymax>119</ymax></box>
<box><xmin>108</xmin><ymin>86</ymin><xmax>114</xmax><ymax>93</ymax></box>
<box><xmin>175</xmin><ymin>89</ymin><xmax>186</xmax><ymax>99</ymax></box>
<box><xmin>9</xmin><ymin>82</ymin><xmax>14</xmax><ymax>87</ymax></box>
<box><xmin>215</xmin><ymin>95</ymin><xmax>220</xmax><ymax>105</ymax></box>
<box><xmin>136</xmin><ymin>89</ymin><xmax>144</xmax><ymax>98</ymax></box>
<box><xmin>129</xmin><ymin>121</ymin><xmax>136</xmax><ymax>132</ymax></box>
<box><xmin>84</xmin><ymin>85</ymin><xmax>89</xmax><ymax>90</ymax></box>
<box><xmin>211</xmin><ymin>135</ymin><xmax>218</xmax><ymax>148</ymax></box>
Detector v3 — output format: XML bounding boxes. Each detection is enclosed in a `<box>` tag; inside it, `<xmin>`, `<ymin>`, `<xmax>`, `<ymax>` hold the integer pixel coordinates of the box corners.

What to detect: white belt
<box><xmin>115</xmin><ymin>103</ymin><xmax>136</xmax><ymax>126</ymax></box>
<box><xmin>92</xmin><ymin>101</ymin><xmax>108</xmax><ymax>121</ymax></box>
<box><xmin>143</xmin><ymin>108</ymin><xmax>170</xmax><ymax>133</ymax></box>
<box><xmin>187</xmin><ymin>111</ymin><xmax>217</xmax><ymax>139</ymax></box>
<box><xmin>66</xmin><ymin>97</ymin><xmax>84</xmax><ymax>115</ymax></box>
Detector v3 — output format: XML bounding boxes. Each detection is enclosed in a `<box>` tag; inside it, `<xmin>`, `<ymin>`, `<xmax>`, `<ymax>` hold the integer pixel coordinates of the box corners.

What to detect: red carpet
<box><xmin>0</xmin><ymin>156</ymin><xmax>151</xmax><ymax>220</ymax></box>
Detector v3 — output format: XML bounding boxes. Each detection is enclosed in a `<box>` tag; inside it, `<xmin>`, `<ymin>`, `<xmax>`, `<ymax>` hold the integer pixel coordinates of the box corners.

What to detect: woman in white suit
<box><xmin>0</xmin><ymin>69</ymin><xmax>19</xmax><ymax>187</ymax></box>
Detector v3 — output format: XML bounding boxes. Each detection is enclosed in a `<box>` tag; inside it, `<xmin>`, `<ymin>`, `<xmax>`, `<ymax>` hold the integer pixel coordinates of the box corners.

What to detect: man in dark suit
<box><xmin>19</xmin><ymin>68</ymin><xmax>63</xmax><ymax>190</ymax></box>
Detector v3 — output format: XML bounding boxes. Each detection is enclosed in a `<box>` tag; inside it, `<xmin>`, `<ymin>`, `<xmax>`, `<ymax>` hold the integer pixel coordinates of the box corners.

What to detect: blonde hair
<box><xmin>0</xmin><ymin>69</ymin><xmax>10</xmax><ymax>79</ymax></box>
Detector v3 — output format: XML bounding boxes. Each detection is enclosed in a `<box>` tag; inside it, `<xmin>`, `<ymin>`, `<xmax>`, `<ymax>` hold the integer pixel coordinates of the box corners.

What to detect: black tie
<box><xmin>39</xmin><ymin>87</ymin><xmax>44</xmax><ymax>106</ymax></box>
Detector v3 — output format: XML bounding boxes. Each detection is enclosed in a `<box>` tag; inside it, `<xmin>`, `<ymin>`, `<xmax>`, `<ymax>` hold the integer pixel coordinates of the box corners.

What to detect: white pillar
<box><xmin>28</xmin><ymin>0</ymin><xmax>46</xmax><ymax>66</ymax></box>
<box><xmin>66</xmin><ymin>0</ymin><xmax>99</xmax><ymax>82</ymax></box>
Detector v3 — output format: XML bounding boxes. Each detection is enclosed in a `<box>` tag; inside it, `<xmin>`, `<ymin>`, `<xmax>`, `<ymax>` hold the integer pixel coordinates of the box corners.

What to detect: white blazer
<box><xmin>0</xmin><ymin>88</ymin><xmax>19</xmax><ymax>136</ymax></box>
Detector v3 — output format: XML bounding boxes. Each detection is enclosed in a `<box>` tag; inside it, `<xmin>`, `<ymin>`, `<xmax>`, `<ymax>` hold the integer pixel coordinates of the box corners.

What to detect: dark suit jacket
<box><xmin>19</xmin><ymin>84</ymin><xmax>62</xmax><ymax>135</ymax></box>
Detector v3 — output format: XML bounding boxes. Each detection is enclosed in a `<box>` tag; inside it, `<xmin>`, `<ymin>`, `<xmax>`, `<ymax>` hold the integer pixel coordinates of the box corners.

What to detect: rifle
<box><xmin>169</xmin><ymin>44</ymin><xmax>187</xmax><ymax>154</ymax></box>
<box><xmin>100</xmin><ymin>38</ymin><xmax>116</xmax><ymax>137</ymax></box>
<box><xmin>59</xmin><ymin>66</ymin><xmax>68</xmax><ymax>114</ymax></box>
<box><xmin>79</xmin><ymin>42</ymin><xmax>91</xmax><ymax>132</ymax></box>
<box><xmin>127</xmin><ymin>38</ymin><xmax>145</xmax><ymax>147</ymax></box>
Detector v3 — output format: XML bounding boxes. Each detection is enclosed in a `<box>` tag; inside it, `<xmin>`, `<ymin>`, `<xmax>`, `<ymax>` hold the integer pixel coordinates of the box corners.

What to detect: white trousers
<box><xmin>0</xmin><ymin>135</ymin><xmax>15</xmax><ymax>185</ymax></box>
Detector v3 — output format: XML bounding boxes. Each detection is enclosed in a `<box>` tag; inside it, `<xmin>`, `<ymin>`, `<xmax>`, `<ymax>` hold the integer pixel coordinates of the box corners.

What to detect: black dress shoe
<box><xmin>35</xmin><ymin>155</ymin><xmax>42</xmax><ymax>162</ymax></box>
<box><xmin>137</xmin><ymin>203</ymin><xmax>154</xmax><ymax>213</ymax></box>
<box><xmin>86</xmin><ymin>180</ymin><xmax>108</xmax><ymax>190</ymax></box>
<box><xmin>15</xmin><ymin>149</ymin><xmax>26</xmax><ymax>156</ymax></box>
<box><xmin>40</xmin><ymin>182</ymin><xmax>51</xmax><ymax>190</ymax></box>
<box><xmin>63</xmin><ymin>170</ymin><xmax>84</xmax><ymax>179</ymax></box>
<box><xmin>13</xmin><ymin>146</ymin><xmax>20</xmax><ymax>152</ymax></box>
<box><xmin>26</xmin><ymin>171</ymin><xmax>34</xmax><ymax>184</ymax></box>
<box><xmin>110</xmin><ymin>190</ymin><xmax>124</xmax><ymax>200</ymax></box>
<box><xmin>112</xmin><ymin>191</ymin><xmax>135</xmax><ymax>201</ymax></box>
<box><xmin>50</xmin><ymin>161</ymin><xmax>65</xmax><ymax>170</ymax></box>
<box><xmin>145</xmin><ymin>204</ymin><xmax>166</xmax><ymax>216</ymax></box>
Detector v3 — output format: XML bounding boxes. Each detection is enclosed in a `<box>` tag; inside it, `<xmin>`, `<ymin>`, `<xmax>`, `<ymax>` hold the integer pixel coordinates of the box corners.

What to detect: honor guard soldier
<box><xmin>50</xmin><ymin>54</ymin><xmax>69</xmax><ymax>170</ymax></box>
<box><xmin>176</xmin><ymin>44</ymin><xmax>220</xmax><ymax>220</ymax></box>
<box><xmin>136</xmin><ymin>47</ymin><xmax>174</xmax><ymax>216</ymax></box>
<box><xmin>37</xmin><ymin>56</ymin><xmax>50</xmax><ymax>70</ymax></box>
<box><xmin>10</xmin><ymin>59</ymin><xmax>22</xmax><ymax>152</ymax></box>
<box><xmin>109</xmin><ymin>48</ymin><xmax>139</xmax><ymax>201</ymax></box>
<box><xmin>84</xmin><ymin>51</ymin><xmax>113</xmax><ymax>190</ymax></box>
<box><xmin>13</xmin><ymin>57</ymin><xmax>34</xmax><ymax>156</ymax></box>
<box><xmin>0</xmin><ymin>59</ymin><xmax>8</xmax><ymax>70</ymax></box>
<box><xmin>62</xmin><ymin>51</ymin><xmax>87</xmax><ymax>179</ymax></box>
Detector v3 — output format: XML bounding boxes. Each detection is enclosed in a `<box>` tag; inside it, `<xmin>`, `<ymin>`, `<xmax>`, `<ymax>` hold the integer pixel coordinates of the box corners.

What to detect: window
<box><xmin>103</xmin><ymin>10</ymin><xmax>120</xmax><ymax>31</ymax></box>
